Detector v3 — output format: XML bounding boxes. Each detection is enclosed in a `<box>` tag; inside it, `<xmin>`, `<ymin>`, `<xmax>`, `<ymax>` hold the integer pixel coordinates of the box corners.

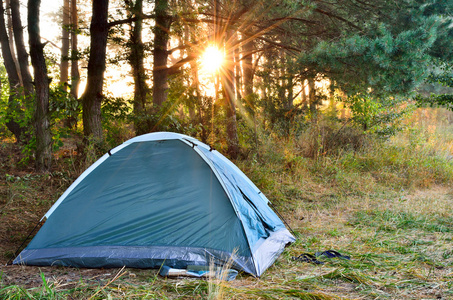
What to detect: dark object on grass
<box><xmin>292</xmin><ymin>250</ymin><xmax>351</xmax><ymax>264</ymax></box>
<box><xmin>315</xmin><ymin>250</ymin><xmax>350</xmax><ymax>260</ymax></box>
<box><xmin>292</xmin><ymin>253</ymin><xmax>325</xmax><ymax>264</ymax></box>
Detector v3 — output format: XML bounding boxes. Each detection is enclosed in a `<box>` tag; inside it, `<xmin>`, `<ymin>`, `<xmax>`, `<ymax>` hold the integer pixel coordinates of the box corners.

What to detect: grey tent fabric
<box><xmin>14</xmin><ymin>132</ymin><xmax>295</xmax><ymax>276</ymax></box>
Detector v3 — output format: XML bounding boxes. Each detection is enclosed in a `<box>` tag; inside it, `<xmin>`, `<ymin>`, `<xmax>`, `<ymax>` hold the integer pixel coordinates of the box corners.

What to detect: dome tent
<box><xmin>13</xmin><ymin>132</ymin><xmax>295</xmax><ymax>276</ymax></box>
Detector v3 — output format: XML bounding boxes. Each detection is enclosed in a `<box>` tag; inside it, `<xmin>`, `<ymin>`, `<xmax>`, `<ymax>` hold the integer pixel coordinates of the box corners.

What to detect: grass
<box><xmin>1</xmin><ymin>108</ymin><xmax>453</xmax><ymax>298</ymax></box>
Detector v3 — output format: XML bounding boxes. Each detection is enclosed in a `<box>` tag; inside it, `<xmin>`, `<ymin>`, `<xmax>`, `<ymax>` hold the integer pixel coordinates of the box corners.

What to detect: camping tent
<box><xmin>13</xmin><ymin>132</ymin><xmax>295</xmax><ymax>276</ymax></box>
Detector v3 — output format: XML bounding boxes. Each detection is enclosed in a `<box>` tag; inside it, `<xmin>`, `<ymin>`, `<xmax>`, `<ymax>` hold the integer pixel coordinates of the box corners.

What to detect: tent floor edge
<box><xmin>13</xmin><ymin>245</ymin><xmax>258</xmax><ymax>276</ymax></box>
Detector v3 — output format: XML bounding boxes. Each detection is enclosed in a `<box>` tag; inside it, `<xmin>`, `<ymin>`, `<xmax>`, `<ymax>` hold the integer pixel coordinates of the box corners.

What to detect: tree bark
<box><xmin>81</xmin><ymin>0</ymin><xmax>109</xmax><ymax>142</ymax></box>
<box><xmin>130</xmin><ymin>0</ymin><xmax>150</xmax><ymax>134</ymax></box>
<box><xmin>286</xmin><ymin>55</ymin><xmax>294</xmax><ymax>110</ymax></box>
<box><xmin>28</xmin><ymin>0</ymin><xmax>52</xmax><ymax>172</ymax></box>
<box><xmin>221</xmin><ymin>30</ymin><xmax>239</xmax><ymax>159</ymax></box>
<box><xmin>242</xmin><ymin>40</ymin><xmax>254</xmax><ymax>99</ymax></box>
<box><xmin>234</xmin><ymin>35</ymin><xmax>241</xmax><ymax>102</ymax></box>
<box><xmin>152</xmin><ymin>0</ymin><xmax>171</xmax><ymax>107</ymax></box>
<box><xmin>242</xmin><ymin>39</ymin><xmax>258</xmax><ymax>145</ymax></box>
<box><xmin>186</xmin><ymin>25</ymin><xmax>196</xmax><ymax>121</ymax></box>
<box><xmin>0</xmin><ymin>0</ymin><xmax>23</xmax><ymax>141</ymax></box>
<box><xmin>278</xmin><ymin>50</ymin><xmax>285</xmax><ymax>105</ymax></box>
<box><xmin>60</xmin><ymin>0</ymin><xmax>70</xmax><ymax>89</ymax></box>
<box><xmin>10</xmin><ymin>0</ymin><xmax>33</xmax><ymax>95</ymax></box>
<box><xmin>0</xmin><ymin>2</ymin><xmax>19</xmax><ymax>88</ymax></box>
<box><xmin>308</xmin><ymin>77</ymin><xmax>316</xmax><ymax>116</ymax></box>
<box><xmin>287</xmin><ymin>73</ymin><xmax>293</xmax><ymax>109</ymax></box>
<box><xmin>70</xmin><ymin>0</ymin><xmax>80</xmax><ymax>99</ymax></box>
<box><xmin>188</xmin><ymin>23</ymin><xmax>206</xmax><ymax>142</ymax></box>
<box><xmin>301</xmin><ymin>78</ymin><xmax>307</xmax><ymax>108</ymax></box>
<box><xmin>5</xmin><ymin>0</ymin><xmax>20</xmax><ymax>83</ymax></box>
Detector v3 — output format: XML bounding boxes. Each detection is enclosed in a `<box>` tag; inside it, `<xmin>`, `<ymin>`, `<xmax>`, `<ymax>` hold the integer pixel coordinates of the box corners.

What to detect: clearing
<box><xmin>1</xmin><ymin>141</ymin><xmax>453</xmax><ymax>299</ymax></box>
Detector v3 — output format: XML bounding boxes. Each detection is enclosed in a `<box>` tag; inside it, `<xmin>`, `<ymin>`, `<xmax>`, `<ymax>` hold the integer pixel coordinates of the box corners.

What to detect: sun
<box><xmin>200</xmin><ymin>46</ymin><xmax>224</xmax><ymax>74</ymax></box>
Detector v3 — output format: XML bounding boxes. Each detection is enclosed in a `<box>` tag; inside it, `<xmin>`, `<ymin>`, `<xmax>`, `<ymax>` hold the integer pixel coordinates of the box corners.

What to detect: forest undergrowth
<box><xmin>1</xmin><ymin>108</ymin><xmax>453</xmax><ymax>299</ymax></box>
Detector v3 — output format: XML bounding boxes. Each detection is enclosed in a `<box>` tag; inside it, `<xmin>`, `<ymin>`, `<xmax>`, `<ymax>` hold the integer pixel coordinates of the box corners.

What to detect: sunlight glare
<box><xmin>201</xmin><ymin>46</ymin><xmax>224</xmax><ymax>74</ymax></box>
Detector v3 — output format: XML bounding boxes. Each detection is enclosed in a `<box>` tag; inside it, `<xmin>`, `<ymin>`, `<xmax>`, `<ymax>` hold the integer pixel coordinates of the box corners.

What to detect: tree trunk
<box><xmin>190</xmin><ymin>60</ymin><xmax>201</xmax><ymax>115</ymax></box>
<box><xmin>81</xmin><ymin>0</ymin><xmax>109</xmax><ymax>142</ymax></box>
<box><xmin>60</xmin><ymin>0</ymin><xmax>70</xmax><ymax>90</ymax></box>
<box><xmin>0</xmin><ymin>0</ymin><xmax>23</xmax><ymax>141</ymax></box>
<box><xmin>186</xmin><ymin>25</ymin><xmax>196</xmax><ymax>121</ymax></box>
<box><xmin>70</xmin><ymin>0</ymin><xmax>80</xmax><ymax>99</ymax></box>
<box><xmin>189</xmin><ymin>49</ymin><xmax>207</xmax><ymax>142</ymax></box>
<box><xmin>307</xmin><ymin>77</ymin><xmax>318</xmax><ymax>159</ymax></box>
<box><xmin>234</xmin><ymin>35</ymin><xmax>241</xmax><ymax>102</ymax></box>
<box><xmin>152</xmin><ymin>0</ymin><xmax>171</xmax><ymax>107</ymax></box>
<box><xmin>28</xmin><ymin>0</ymin><xmax>52</xmax><ymax>172</ymax></box>
<box><xmin>308</xmin><ymin>77</ymin><xmax>316</xmax><ymax>116</ymax></box>
<box><xmin>10</xmin><ymin>0</ymin><xmax>33</xmax><ymax>95</ymax></box>
<box><xmin>287</xmin><ymin>80</ymin><xmax>294</xmax><ymax>109</ymax></box>
<box><xmin>301</xmin><ymin>78</ymin><xmax>307</xmax><ymax>108</ymax></box>
<box><xmin>0</xmin><ymin>2</ymin><xmax>18</xmax><ymax>85</ymax></box>
<box><xmin>242</xmin><ymin>40</ymin><xmax>258</xmax><ymax>145</ymax></box>
<box><xmin>286</xmin><ymin>64</ymin><xmax>294</xmax><ymax>110</ymax></box>
<box><xmin>242</xmin><ymin>40</ymin><xmax>254</xmax><ymax>98</ymax></box>
<box><xmin>278</xmin><ymin>50</ymin><xmax>285</xmax><ymax>104</ymax></box>
<box><xmin>221</xmin><ymin>30</ymin><xmax>239</xmax><ymax>159</ymax></box>
<box><xmin>5</xmin><ymin>0</ymin><xmax>20</xmax><ymax>84</ymax></box>
<box><xmin>130</xmin><ymin>0</ymin><xmax>149</xmax><ymax>134</ymax></box>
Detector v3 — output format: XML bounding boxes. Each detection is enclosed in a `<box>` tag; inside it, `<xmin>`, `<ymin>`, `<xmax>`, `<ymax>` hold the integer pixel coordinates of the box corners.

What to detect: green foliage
<box><xmin>44</xmin><ymin>49</ymin><xmax>62</xmax><ymax>83</ymax></box>
<box><xmin>6</xmin><ymin>93</ymin><xmax>34</xmax><ymax>130</ymax></box>
<box><xmin>102</xmin><ymin>94</ymin><xmax>130</xmax><ymax>121</ymax></box>
<box><xmin>101</xmin><ymin>94</ymin><xmax>133</xmax><ymax>146</ymax></box>
<box><xmin>299</xmin><ymin>18</ymin><xmax>439</xmax><ymax>96</ymax></box>
<box><xmin>0</xmin><ymin>70</ymin><xmax>34</xmax><ymax>141</ymax></box>
<box><xmin>145</xmin><ymin>104</ymin><xmax>183</xmax><ymax>133</ymax></box>
<box><xmin>341</xmin><ymin>92</ymin><xmax>411</xmax><ymax>136</ymax></box>
<box><xmin>0</xmin><ymin>66</ymin><xmax>10</xmax><ymax>137</ymax></box>
<box><xmin>0</xmin><ymin>87</ymin><xmax>35</xmax><ymax>163</ymax></box>
<box><xmin>49</xmin><ymin>85</ymin><xmax>80</xmax><ymax>124</ymax></box>
<box><xmin>48</xmin><ymin>84</ymin><xmax>82</xmax><ymax>153</ymax></box>
<box><xmin>18</xmin><ymin>137</ymin><xmax>36</xmax><ymax>166</ymax></box>
<box><xmin>416</xmin><ymin>61</ymin><xmax>453</xmax><ymax>109</ymax></box>
<box><xmin>430</xmin><ymin>72</ymin><xmax>453</xmax><ymax>88</ymax></box>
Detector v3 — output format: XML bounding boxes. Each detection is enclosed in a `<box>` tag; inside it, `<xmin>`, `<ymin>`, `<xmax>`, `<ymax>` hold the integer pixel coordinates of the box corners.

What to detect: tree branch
<box><xmin>314</xmin><ymin>8</ymin><xmax>362</xmax><ymax>31</ymax></box>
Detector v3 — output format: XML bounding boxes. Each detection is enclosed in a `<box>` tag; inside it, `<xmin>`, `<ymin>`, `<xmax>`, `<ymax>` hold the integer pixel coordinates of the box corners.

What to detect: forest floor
<box><xmin>1</xmin><ymin>136</ymin><xmax>453</xmax><ymax>299</ymax></box>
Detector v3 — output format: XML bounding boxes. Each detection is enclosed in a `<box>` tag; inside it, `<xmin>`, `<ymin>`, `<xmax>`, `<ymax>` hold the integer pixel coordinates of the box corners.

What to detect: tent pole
<box><xmin>269</xmin><ymin>202</ymin><xmax>297</xmax><ymax>238</ymax></box>
<box><xmin>6</xmin><ymin>219</ymin><xmax>44</xmax><ymax>266</ymax></box>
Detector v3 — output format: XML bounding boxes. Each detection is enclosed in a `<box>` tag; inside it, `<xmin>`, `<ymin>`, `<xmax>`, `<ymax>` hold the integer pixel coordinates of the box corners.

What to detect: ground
<box><xmin>1</xmin><ymin>140</ymin><xmax>453</xmax><ymax>299</ymax></box>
